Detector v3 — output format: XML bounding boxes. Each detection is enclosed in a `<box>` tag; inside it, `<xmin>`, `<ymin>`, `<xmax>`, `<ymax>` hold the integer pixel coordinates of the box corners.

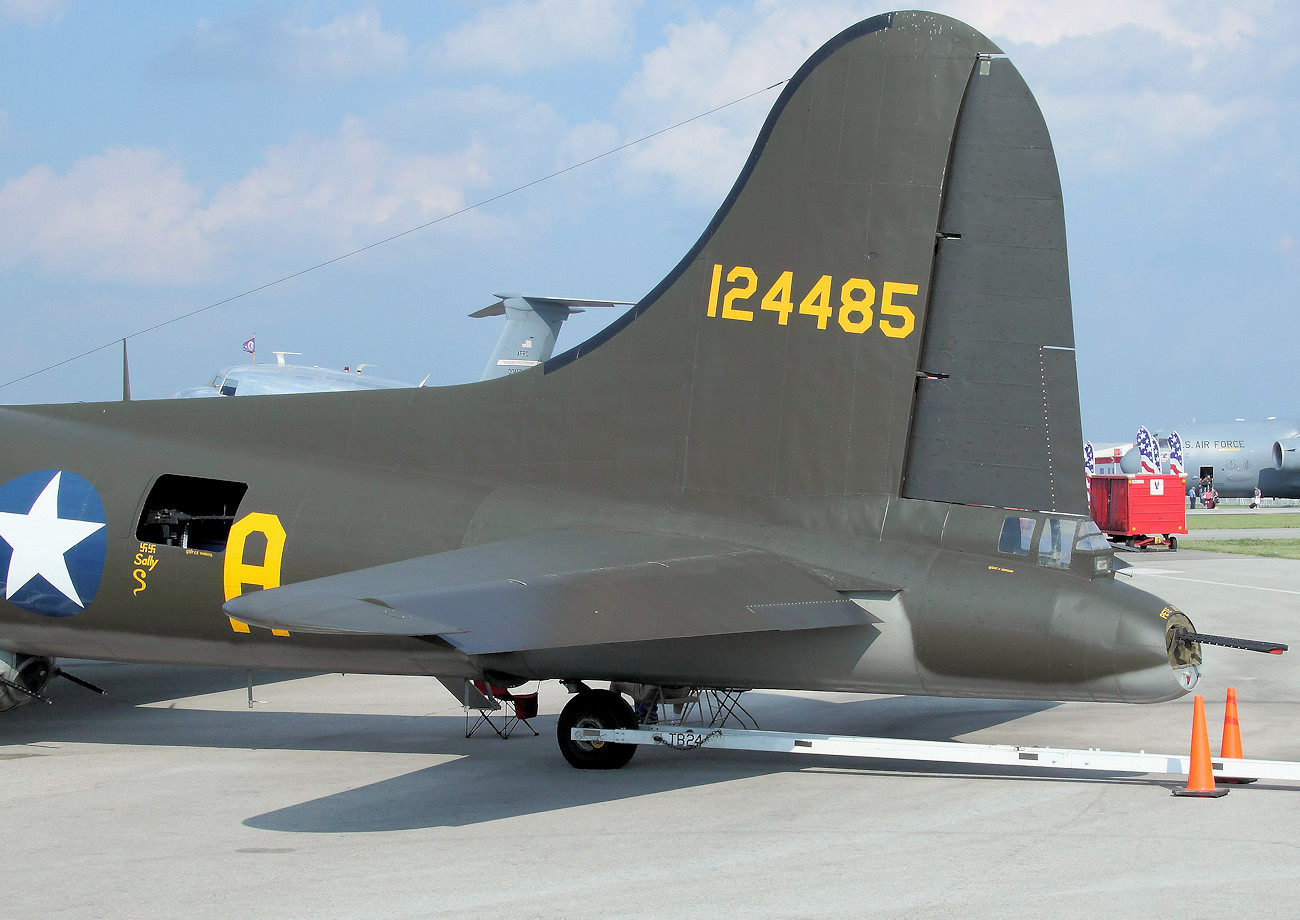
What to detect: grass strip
<box><xmin>1177</xmin><ymin>537</ymin><xmax>1300</xmax><ymax>559</ymax></box>
<box><xmin>1186</xmin><ymin>513</ymin><xmax>1300</xmax><ymax>531</ymax></box>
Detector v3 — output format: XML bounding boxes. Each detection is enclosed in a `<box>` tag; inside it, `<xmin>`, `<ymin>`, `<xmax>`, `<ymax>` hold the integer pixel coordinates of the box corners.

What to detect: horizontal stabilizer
<box><xmin>223</xmin><ymin>530</ymin><xmax>881</xmax><ymax>655</ymax></box>
<box><xmin>469</xmin><ymin>295</ymin><xmax>632</xmax><ymax>318</ymax></box>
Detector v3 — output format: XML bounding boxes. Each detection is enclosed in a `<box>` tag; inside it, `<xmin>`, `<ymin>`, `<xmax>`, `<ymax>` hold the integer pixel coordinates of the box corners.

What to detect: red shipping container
<box><xmin>1089</xmin><ymin>474</ymin><xmax>1188</xmax><ymax>543</ymax></box>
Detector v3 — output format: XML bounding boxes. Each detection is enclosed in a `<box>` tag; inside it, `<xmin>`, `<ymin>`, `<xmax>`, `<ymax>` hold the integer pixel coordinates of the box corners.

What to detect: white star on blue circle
<box><xmin>0</xmin><ymin>470</ymin><xmax>107</xmax><ymax>617</ymax></box>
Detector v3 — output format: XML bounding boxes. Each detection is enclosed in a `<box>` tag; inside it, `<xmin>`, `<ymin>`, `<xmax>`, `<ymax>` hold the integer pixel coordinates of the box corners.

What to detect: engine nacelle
<box><xmin>1273</xmin><ymin>437</ymin><xmax>1300</xmax><ymax>472</ymax></box>
<box><xmin>0</xmin><ymin>651</ymin><xmax>56</xmax><ymax>711</ymax></box>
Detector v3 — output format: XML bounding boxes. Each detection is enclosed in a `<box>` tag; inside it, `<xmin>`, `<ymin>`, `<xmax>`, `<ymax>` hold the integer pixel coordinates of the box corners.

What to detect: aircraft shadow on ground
<box><xmin>10</xmin><ymin>668</ymin><xmax>1179</xmax><ymax>833</ymax></box>
<box><xmin>243</xmin><ymin>694</ymin><xmax>1072</xmax><ymax>834</ymax></box>
<box><xmin>242</xmin><ymin>756</ymin><xmax>1178</xmax><ymax>836</ymax></box>
<box><xmin>244</xmin><ymin>744</ymin><xmax>792</xmax><ymax>832</ymax></box>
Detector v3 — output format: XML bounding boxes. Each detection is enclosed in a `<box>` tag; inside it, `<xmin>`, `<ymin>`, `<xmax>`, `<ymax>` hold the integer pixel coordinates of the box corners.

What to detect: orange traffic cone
<box><xmin>1173</xmin><ymin>695</ymin><xmax>1229</xmax><ymax>797</ymax></box>
<box><xmin>1219</xmin><ymin>687</ymin><xmax>1257</xmax><ymax>785</ymax></box>
<box><xmin>1222</xmin><ymin>687</ymin><xmax>1243</xmax><ymax>758</ymax></box>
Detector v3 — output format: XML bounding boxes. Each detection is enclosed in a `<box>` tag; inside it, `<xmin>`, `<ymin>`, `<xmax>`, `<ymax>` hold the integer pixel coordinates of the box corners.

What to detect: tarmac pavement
<box><xmin>4</xmin><ymin>548</ymin><xmax>1299</xmax><ymax>919</ymax></box>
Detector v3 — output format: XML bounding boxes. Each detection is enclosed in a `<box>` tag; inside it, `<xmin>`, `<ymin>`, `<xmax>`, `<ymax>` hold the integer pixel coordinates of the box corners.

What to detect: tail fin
<box><xmin>541</xmin><ymin>11</ymin><xmax>1081</xmax><ymax>512</ymax></box>
<box><xmin>471</xmin><ymin>295</ymin><xmax>629</xmax><ymax>381</ymax></box>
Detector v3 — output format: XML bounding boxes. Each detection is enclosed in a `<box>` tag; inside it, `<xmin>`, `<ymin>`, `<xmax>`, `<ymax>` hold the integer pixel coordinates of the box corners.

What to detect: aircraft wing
<box><xmin>223</xmin><ymin>530</ymin><xmax>883</xmax><ymax>655</ymax></box>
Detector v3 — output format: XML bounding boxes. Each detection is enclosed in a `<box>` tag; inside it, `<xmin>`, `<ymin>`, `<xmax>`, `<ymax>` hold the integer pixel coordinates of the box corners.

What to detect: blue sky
<box><xmin>1</xmin><ymin>1</ymin><xmax>1296</xmax><ymax>442</ymax></box>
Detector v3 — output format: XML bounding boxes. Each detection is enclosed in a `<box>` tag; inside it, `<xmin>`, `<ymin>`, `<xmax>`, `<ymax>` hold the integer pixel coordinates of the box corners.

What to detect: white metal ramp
<box><xmin>571</xmin><ymin>725</ymin><xmax>1300</xmax><ymax>784</ymax></box>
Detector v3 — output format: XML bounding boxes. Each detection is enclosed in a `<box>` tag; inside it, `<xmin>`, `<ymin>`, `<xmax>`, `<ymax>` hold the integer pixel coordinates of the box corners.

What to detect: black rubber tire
<box><xmin>1169</xmin><ymin>536</ymin><xmax>1178</xmax><ymax>551</ymax></box>
<box><xmin>556</xmin><ymin>689</ymin><xmax>638</xmax><ymax>769</ymax></box>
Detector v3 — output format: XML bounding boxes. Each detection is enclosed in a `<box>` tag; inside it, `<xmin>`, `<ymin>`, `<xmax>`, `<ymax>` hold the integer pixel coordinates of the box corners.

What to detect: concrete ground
<box><xmin>4</xmin><ymin>548</ymin><xmax>1299</xmax><ymax>920</ymax></box>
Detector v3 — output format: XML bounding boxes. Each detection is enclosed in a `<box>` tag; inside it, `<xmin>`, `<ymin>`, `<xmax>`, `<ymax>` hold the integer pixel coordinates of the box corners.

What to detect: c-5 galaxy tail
<box><xmin>538</xmin><ymin>11</ymin><xmax>1082</xmax><ymax>512</ymax></box>
<box><xmin>470</xmin><ymin>294</ymin><xmax>628</xmax><ymax>381</ymax></box>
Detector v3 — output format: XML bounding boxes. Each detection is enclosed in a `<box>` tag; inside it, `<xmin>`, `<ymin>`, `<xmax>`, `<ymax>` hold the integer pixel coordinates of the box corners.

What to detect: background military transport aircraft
<box><xmin>175</xmin><ymin>294</ymin><xmax>628</xmax><ymax>397</ymax></box>
<box><xmin>1113</xmin><ymin>420</ymin><xmax>1300</xmax><ymax>499</ymax></box>
<box><xmin>0</xmin><ymin>12</ymin><xmax>1282</xmax><ymax>768</ymax></box>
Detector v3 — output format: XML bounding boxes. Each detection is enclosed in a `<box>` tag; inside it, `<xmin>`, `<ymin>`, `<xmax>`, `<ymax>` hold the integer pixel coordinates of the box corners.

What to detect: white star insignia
<box><xmin>0</xmin><ymin>472</ymin><xmax>105</xmax><ymax>608</ymax></box>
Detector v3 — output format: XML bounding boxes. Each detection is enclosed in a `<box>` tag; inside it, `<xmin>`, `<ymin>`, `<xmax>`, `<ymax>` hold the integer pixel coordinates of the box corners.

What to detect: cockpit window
<box><xmin>1037</xmin><ymin>519</ymin><xmax>1077</xmax><ymax>569</ymax></box>
<box><xmin>220</xmin><ymin>378</ymin><xmax>238</xmax><ymax>396</ymax></box>
<box><xmin>209</xmin><ymin>374</ymin><xmax>222</xmax><ymax>387</ymax></box>
<box><xmin>999</xmin><ymin>516</ymin><xmax>1036</xmax><ymax>555</ymax></box>
<box><xmin>1075</xmin><ymin>520</ymin><xmax>1111</xmax><ymax>552</ymax></box>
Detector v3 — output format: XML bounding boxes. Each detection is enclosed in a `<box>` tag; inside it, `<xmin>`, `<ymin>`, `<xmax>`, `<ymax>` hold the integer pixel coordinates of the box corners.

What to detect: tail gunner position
<box><xmin>0</xmin><ymin>12</ymin><xmax>1283</xmax><ymax>765</ymax></box>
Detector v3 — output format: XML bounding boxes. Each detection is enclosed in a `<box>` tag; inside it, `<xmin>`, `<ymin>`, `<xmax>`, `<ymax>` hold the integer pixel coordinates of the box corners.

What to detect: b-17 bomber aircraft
<box><xmin>0</xmin><ymin>12</ymin><xmax>1284</xmax><ymax>768</ymax></box>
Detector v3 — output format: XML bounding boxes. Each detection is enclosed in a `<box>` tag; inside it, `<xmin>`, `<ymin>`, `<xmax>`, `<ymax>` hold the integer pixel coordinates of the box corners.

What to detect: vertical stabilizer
<box><xmin>472</xmin><ymin>295</ymin><xmax>628</xmax><ymax>381</ymax></box>
<box><xmin>542</xmin><ymin>12</ymin><xmax>1081</xmax><ymax>508</ymax></box>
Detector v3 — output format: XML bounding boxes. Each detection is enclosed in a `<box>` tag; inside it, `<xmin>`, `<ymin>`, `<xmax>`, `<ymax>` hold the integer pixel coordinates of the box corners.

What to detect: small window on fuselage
<box><xmin>999</xmin><ymin>516</ymin><xmax>1036</xmax><ymax>555</ymax></box>
<box><xmin>136</xmin><ymin>474</ymin><xmax>248</xmax><ymax>551</ymax></box>
<box><xmin>1037</xmin><ymin>519</ymin><xmax>1078</xmax><ymax>569</ymax></box>
<box><xmin>1075</xmin><ymin>520</ymin><xmax>1110</xmax><ymax>552</ymax></box>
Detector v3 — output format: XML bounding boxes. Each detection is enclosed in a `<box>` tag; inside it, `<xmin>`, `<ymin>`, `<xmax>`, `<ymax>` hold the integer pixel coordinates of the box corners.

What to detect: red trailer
<box><xmin>1088</xmin><ymin>474</ymin><xmax>1188</xmax><ymax>550</ymax></box>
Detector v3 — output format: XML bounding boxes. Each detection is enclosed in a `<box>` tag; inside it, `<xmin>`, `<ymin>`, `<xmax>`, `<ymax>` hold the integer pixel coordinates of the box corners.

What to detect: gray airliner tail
<box><xmin>471</xmin><ymin>295</ymin><xmax>629</xmax><ymax>381</ymax></box>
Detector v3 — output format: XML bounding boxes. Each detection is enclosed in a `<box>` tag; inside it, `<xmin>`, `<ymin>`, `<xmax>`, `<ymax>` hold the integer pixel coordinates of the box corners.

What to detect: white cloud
<box><xmin>430</xmin><ymin>0</ymin><xmax>637</xmax><ymax>73</ymax></box>
<box><xmin>556</xmin><ymin>119</ymin><xmax>621</xmax><ymax>169</ymax></box>
<box><xmin>163</xmin><ymin>8</ymin><xmax>407</xmax><ymax>84</ymax></box>
<box><xmin>0</xmin><ymin>0</ymin><xmax>62</xmax><ymax>27</ymax></box>
<box><xmin>604</xmin><ymin>1</ymin><xmax>1292</xmax><ymax>195</ymax></box>
<box><xmin>996</xmin><ymin>6</ymin><xmax>1298</xmax><ymax>176</ymax></box>
<box><xmin>1045</xmin><ymin>89</ymin><xmax>1261</xmax><ymax>173</ymax></box>
<box><xmin>931</xmin><ymin>0</ymin><xmax>1269</xmax><ymax>49</ymax></box>
<box><xmin>0</xmin><ymin>119</ymin><xmax>490</xmax><ymax>284</ymax></box>
<box><xmin>624</xmin><ymin>7</ymin><xmax>856</xmax><ymax>116</ymax></box>
<box><xmin>619</xmin><ymin>119</ymin><xmax>757</xmax><ymax>202</ymax></box>
<box><xmin>283</xmin><ymin>9</ymin><xmax>408</xmax><ymax>81</ymax></box>
<box><xmin>0</xmin><ymin>147</ymin><xmax>211</xmax><ymax>283</ymax></box>
<box><xmin>609</xmin><ymin>4</ymin><xmax>865</xmax><ymax>200</ymax></box>
<box><xmin>205</xmin><ymin>116</ymin><xmax>487</xmax><ymax>247</ymax></box>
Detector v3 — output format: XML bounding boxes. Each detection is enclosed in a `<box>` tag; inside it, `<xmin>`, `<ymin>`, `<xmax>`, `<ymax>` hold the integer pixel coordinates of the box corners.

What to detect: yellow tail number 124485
<box><xmin>706</xmin><ymin>264</ymin><xmax>916</xmax><ymax>339</ymax></box>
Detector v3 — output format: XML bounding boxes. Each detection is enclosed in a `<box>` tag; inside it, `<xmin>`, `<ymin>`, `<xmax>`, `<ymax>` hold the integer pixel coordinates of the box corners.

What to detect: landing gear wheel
<box><xmin>557</xmin><ymin>689</ymin><xmax>638</xmax><ymax>769</ymax></box>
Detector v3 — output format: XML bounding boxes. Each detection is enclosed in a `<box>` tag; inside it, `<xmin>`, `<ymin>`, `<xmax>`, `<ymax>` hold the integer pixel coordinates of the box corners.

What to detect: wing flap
<box><xmin>223</xmin><ymin>529</ymin><xmax>883</xmax><ymax>655</ymax></box>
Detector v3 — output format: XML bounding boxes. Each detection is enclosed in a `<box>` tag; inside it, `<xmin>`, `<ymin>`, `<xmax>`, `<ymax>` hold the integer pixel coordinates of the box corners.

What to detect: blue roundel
<box><xmin>0</xmin><ymin>470</ymin><xmax>107</xmax><ymax>617</ymax></box>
